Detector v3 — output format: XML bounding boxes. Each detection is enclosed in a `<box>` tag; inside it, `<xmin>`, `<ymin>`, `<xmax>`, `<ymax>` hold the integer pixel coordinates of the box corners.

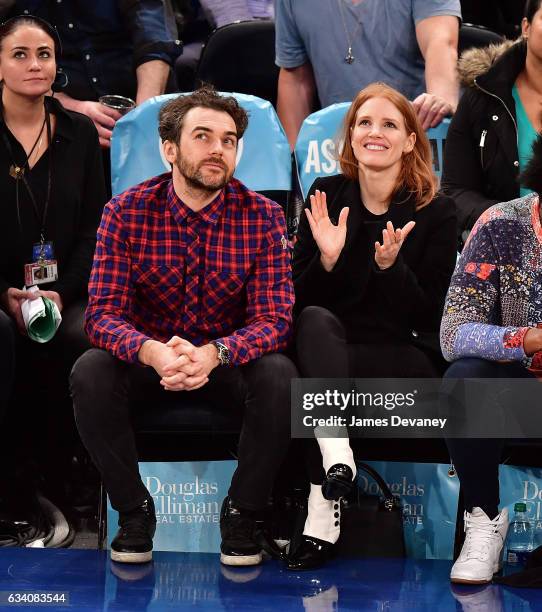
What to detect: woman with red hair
<box><xmin>288</xmin><ymin>82</ymin><xmax>457</xmax><ymax>570</ymax></box>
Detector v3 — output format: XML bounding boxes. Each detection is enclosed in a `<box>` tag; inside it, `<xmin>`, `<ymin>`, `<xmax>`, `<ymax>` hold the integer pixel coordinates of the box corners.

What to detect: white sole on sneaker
<box><xmin>110</xmin><ymin>550</ymin><xmax>152</xmax><ymax>563</ymax></box>
<box><xmin>450</xmin><ymin>576</ymin><xmax>493</xmax><ymax>585</ymax></box>
<box><xmin>450</xmin><ymin>562</ymin><xmax>502</xmax><ymax>584</ymax></box>
<box><xmin>220</xmin><ymin>551</ymin><xmax>262</xmax><ymax>566</ymax></box>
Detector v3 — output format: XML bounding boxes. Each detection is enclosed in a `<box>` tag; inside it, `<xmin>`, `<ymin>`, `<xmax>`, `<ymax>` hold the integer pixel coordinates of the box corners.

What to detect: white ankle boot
<box><xmin>450</xmin><ymin>507</ymin><xmax>509</xmax><ymax>584</ymax></box>
<box><xmin>303</xmin><ymin>484</ymin><xmax>341</xmax><ymax>544</ymax></box>
<box><xmin>315</xmin><ymin>435</ymin><xmax>357</xmax><ymax>477</ymax></box>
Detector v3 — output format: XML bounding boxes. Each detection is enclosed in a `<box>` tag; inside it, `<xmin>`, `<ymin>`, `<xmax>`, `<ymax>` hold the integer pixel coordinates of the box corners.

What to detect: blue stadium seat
<box><xmin>111</xmin><ymin>92</ymin><xmax>291</xmax><ymax>197</ymax></box>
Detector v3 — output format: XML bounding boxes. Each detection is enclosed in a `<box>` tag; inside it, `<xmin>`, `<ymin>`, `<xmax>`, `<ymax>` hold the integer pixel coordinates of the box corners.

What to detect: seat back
<box><xmin>110</xmin><ymin>92</ymin><xmax>291</xmax><ymax>196</ymax></box>
<box><xmin>195</xmin><ymin>20</ymin><xmax>279</xmax><ymax>107</ymax></box>
<box><xmin>459</xmin><ymin>23</ymin><xmax>504</xmax><ymax>55</ymax></box>
<box><xmin>294</xmin><ymin>104</ymin><xmax>450</xmax><ymax>200</ymax></box>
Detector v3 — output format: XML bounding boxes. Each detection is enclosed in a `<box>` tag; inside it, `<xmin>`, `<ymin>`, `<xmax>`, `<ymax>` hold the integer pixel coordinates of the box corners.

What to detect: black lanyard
<box><xmin>1</xmin><ymin>105</ymin><xmax>53</xmax><ymax>256</ymax></box>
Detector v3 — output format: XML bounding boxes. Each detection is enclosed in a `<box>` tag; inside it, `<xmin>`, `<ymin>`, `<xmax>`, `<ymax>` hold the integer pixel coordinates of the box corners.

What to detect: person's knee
<box><xmin>297</xmin><ymin>306</ymin><xmax>338</xmax><ymax>330</ymax></box>
<box><xmin>0</xmin><ymin>310</ymin><xmax>16</xmax><ymax>405</ymax></box>
<box><xmin>444</xmin><ymin>358</ymin><xmax>497</xmax><ymax>379</ymax></box>
<box><xmin>0</xmin><ymin>309</ymin><xmax>16</xmax><ymax>343</ymax></box>
<box><xmin>249</xmin><ymin>353</ymin><xmax>298</xmax><ymax>409</ymax></box>
<box><xmin>258</xmin><ymin>353</ymin><xmax>299</xmax><ymax>383</ymax></box>
<box><xmin>0</xmin><ymin>309</ymin><xmax>16</xmax><ymax>370</ymax></box>
<box><xmin>56</xmin><ymin>301</ymin><xmax>90</xmax><ymax>358</ymax></box>
<box><xmin>70</xmin><ymin>348</ymin><xmax>117</xmax><ymax>403</ymax></box>
<box><xmin>296</xmin><ymin>306</ymin><xmax>344</xmax><ymax>354</ymax></box>
<box><xmin>248</xmin><ymin>354</ymin><xmax>297</xmax><ymax>423</ymax></box>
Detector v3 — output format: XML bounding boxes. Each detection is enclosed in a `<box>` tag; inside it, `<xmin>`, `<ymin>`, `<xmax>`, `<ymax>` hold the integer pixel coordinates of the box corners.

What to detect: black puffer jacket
<box><xmin>442</xmin><ymin>40</ymin><xmax>525</xmax><ymax>241</ymax></box>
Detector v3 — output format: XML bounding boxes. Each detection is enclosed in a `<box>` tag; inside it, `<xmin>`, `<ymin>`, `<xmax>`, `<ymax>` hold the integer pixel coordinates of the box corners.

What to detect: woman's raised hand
<box><xmin>305</xmin><ymin>190</ymin><xmax>349</xmax><ymax>272</ymax></box>
<box><xmin>375</xmin><ymin>220</ymin><xmax>416</xmax><ymax>270</ymax></box>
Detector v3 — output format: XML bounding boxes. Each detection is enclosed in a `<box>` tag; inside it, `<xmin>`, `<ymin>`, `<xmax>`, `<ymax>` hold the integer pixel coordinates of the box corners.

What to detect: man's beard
<box><xmin>176</xmin><ymin>153</ymin><xmax>233</xmax><ymax>193</ymax></box>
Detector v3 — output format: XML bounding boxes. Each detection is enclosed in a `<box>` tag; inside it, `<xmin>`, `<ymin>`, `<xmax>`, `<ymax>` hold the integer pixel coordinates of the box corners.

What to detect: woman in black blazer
<box><xmin>287</xmin><ymin>82</ymin><xmax>457</xmax><ymax>570</ymax></box>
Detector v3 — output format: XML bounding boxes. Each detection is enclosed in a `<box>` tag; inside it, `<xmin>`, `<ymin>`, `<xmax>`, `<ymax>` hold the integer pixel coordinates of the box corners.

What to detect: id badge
<box><xmin>24</xmin><ymin>259</ymin><xmax>58</xmax><ymax>286</ymax></box>
<box><xmin>32</xmin><ymin>241</ymin><xmax>54</xmax><ymax>262</ymax></box>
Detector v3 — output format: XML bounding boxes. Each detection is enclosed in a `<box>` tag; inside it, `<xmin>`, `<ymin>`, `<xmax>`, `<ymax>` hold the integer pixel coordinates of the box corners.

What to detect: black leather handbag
<box><xmin>335</xmin><ymin>461</ymin><xmax>406</xmax><ymax>557</ymax></box>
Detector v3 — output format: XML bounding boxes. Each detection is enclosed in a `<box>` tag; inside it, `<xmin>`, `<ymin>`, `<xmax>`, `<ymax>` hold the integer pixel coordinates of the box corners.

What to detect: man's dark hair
<box><xmin>158</xmin><ymin>85</ymin><xmax>248</xmax><ymax>144</ymax></box>
<box><xmin>519</xmin><ymin>132</ymin><xmax>542</xmax><ymax>193</ymax></box>
<box><xmin>524</xmin><ymin>0</ymin><xmax>542</xmax><ymax>22</ymax></box>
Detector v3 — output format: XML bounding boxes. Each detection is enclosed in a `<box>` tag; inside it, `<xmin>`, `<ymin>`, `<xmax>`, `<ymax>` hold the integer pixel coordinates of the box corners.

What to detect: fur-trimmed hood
<box><xmin>458</xmin><ymin>39</ymin><xmax>518</xmax><ymax>88</ymax></box>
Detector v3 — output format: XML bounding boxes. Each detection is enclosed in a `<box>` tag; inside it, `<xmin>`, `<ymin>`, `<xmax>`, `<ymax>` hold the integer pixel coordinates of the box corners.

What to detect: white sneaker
<box><xmin>450</xmin><ymin>507</ymin><xmax>509</xmax><ymax>584</ymax></box>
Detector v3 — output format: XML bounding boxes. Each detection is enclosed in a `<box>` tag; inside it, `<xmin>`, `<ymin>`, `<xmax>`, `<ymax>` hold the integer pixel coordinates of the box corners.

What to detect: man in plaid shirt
<box><xmin>71</xmin><ymin>86</ymin><xmax>297</xmax><ymax>566</ymax></box>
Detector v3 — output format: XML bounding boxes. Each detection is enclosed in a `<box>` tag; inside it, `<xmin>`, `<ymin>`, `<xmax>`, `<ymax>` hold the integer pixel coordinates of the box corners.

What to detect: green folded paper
<box><xmin>22</xmin><ymin>296</ymin><xmax>62</xmax><ymax>343</ymax></box>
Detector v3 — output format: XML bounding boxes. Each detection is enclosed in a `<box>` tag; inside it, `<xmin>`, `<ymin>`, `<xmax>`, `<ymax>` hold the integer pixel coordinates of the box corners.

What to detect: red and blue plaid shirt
<box><xmin>85</xmin><ymin>173</ymin><xmax>294</xmax><ymax>364</ymax></box>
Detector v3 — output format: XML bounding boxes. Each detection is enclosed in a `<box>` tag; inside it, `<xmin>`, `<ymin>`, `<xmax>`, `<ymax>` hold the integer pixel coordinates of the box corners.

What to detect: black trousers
<box><xmin>0</xmin><ymin>301</ymin><xmax>90</xmax><ymax>400</ymax></box>
<box><xmin>0</xmin><ymin>309</ymin><xmax>16</xmax><ymax>425</ymax></box>
<box><xmin>0</xmin><ymin>301</ymin><xmax>90</xmax><ymax>497</ymax></box>
<box><xmin>71</xmin><ymin>348</ymin><xmax>298</xmax><ymax>513</ymax></box>
<box><xmin>295</xmin><ymin>306</ymin><xmax>441</xmax><ymax>484</ymax></box>
<box><xmin>444</xmin><ymin>357</ymin><xmax>536</xmax><ymax>519</ymax></box>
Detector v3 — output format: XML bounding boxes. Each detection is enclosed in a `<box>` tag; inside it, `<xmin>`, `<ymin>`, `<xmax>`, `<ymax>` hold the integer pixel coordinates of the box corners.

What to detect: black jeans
<box><xmin>295</xmin><ymin>306</ymin><xmax>441</xmax><ymax>484</ymax></box>
<box><xmin>0</xmin><ymin>309</ymin><xmax>16</xmax><ymax>424</ymax></box>
<box><xmin>0</xmin><ymin>301</ymin><xmax>90</xmax><ymax>496</ymax></box>
<box><xmin>1</xmin><ymin>300</ymin><xmax>89</xmax><ymax>422</ymax></box>
<box><xmin>71</xmin><ymin>348</ymin><xmax>298</xmax><ymax>513</ymax></box>
<box><xmin>444</xmin><ymin>357</ymin><xmax>536</xmax><ymax>519</ymax></box>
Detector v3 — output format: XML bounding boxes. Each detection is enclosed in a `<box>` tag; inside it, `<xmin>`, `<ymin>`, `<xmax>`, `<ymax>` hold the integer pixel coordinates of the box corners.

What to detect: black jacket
<box><xmin>442</xmin><ymin>40</ymin><xmax>525</xmax><ymax>241</ymax></box>
<box><xmin>0</xmin><ymin>96</ymin><xmax>106</xmax><ymax>306</ymax></box>
<box><xmin>293</xmin><ymin>175</ymin><xmax>457</xmax><ymax>352</ymax></box>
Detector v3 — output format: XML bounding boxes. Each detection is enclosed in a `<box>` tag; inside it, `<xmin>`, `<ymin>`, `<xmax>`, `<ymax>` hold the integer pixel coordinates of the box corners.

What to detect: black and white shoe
<box><xmin>284</xmin><ymin>484</ymin><xmax>341</xmax><ymax>571</ymax></box>
<box><xmin>111</xmin><ymin>497</ymin><xmax>156</xmax><ymax>564</ymax></box>
<box><xmin>321</xmin><ymin>464</ymin><xmax>355</xmax><ymax>501</ymax></box>
<box><xmin>285</xmin><ymin>535</ymin><xmax>334</xmax><ymax>571</ymax></box>
<box><xmin>219</xmin><ymin>497</ymin><xmax>284</xmax><ymax>566</ymax></box>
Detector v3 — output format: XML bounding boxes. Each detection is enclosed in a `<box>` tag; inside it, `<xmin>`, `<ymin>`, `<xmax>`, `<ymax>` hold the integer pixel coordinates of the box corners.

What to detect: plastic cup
<box><xmin>99</xmin><ymin>94</ymin><xmax>136</xmax><ymax>116</ymax></box>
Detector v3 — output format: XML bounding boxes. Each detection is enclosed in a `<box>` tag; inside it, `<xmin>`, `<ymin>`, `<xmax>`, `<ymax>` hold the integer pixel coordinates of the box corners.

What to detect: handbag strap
<box><xmin>356</xmin><ymin>462</ymin><xmax>399</xmax><ymax>510</ymax></box>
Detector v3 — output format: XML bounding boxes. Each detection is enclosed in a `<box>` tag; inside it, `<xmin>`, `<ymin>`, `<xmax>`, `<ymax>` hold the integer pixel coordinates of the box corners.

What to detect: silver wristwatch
<box><xmin>212</xmin><ymin>341</ymin><xmax>230</xmax><ymax>366</ymax></box>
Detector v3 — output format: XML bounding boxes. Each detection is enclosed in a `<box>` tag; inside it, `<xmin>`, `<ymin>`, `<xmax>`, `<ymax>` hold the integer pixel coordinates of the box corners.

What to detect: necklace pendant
<box><xmin>345</xmin><ymin>47</ymin><xmax>355</xmax><ymax>64</ymax></box>
<box><xmin>9</xmin><ymin>164</ymin><xmax>24</xmax><ymax>179</ymax></box>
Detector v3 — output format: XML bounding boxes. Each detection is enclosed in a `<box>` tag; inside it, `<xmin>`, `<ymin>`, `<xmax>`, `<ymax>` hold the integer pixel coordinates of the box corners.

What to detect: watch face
<box><xmin>214</xmin><ymin>342</ymin><xmax>230</xmax><ymax>365</ymax></box>
<box><xmin>220</xmin><ymin>344</ymin><xmax>230</xmax><ymax>364</ymax></box>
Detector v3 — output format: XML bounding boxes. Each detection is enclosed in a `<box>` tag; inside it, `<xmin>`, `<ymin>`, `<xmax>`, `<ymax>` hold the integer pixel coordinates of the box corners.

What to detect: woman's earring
<box><xmin>53</xmin><ymin>68</ymin><xmax>69</xmax><ymax>90</ymax></box>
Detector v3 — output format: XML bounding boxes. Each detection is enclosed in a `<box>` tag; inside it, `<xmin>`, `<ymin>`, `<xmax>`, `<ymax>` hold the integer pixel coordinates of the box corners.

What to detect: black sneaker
<box><xmin>111</xmin><ymin>497</ymin><xmax>156</xmax><ymax>563</ymax></box>
<box><xmin>220</xmin><ymin>497</ymin><xmax>262</xmax><ymax>566</ymax></box>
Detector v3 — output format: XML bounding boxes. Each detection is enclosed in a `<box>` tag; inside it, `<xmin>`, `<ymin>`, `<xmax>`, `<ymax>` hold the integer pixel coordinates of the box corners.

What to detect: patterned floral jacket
<box><xmin>440</xmin><ymin>193</ymin><xmax>542</xmax><ymax>374</ymax></box>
